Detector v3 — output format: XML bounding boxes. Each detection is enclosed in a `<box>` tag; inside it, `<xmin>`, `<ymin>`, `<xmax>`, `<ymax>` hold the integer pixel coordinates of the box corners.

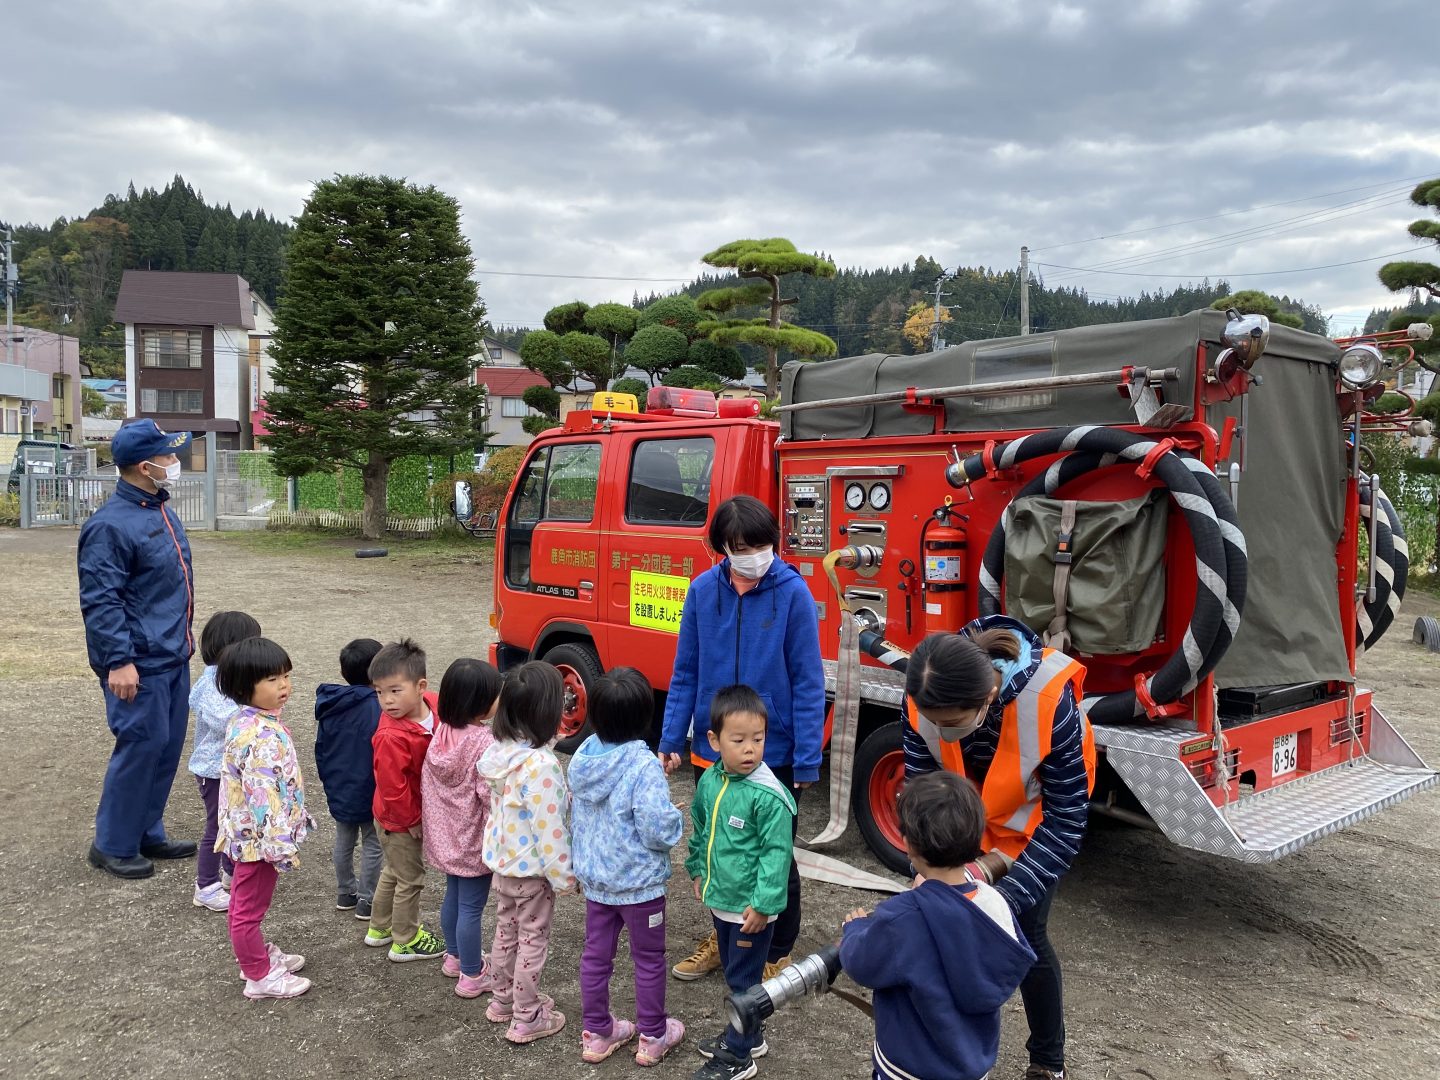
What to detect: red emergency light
<box><xmin>646</xmin><ymin>386</ymin><xmax>718</xmax><ymax>417</ymax></box>
<box><xmin>718</xmin><ymin>397</ymin><xmax>762</xmax><ymax>418</ymax></box>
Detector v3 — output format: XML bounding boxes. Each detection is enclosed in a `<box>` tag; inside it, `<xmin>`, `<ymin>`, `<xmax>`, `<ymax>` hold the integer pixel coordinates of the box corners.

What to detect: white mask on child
<box><xmin>728</xmin><ymin>546</ymin><xmax>774</xmax><ymax>580</ymax></box>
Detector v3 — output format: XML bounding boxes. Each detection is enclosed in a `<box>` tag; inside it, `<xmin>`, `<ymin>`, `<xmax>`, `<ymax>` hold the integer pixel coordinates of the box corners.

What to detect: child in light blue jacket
<box><xmin>568</xmin><ymin>667</ymin><xmax>686</xmax><ymax>1068</ymax></box>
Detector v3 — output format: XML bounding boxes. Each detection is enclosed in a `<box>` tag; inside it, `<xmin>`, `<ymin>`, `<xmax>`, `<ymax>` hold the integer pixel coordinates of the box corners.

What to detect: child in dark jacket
<box><xmin>314</xmin><ymin>638</ymin><xmax>383</xmax><ymax>920</ymax></box>
<box><xmin>840</xmin><ymin>772</ymin><xmax>1036</xmax><ymax>1080</ymax></box>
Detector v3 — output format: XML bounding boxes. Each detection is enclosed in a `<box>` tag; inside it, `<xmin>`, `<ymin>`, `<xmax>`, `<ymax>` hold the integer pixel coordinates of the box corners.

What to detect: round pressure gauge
<box><xmin>844</xmin><ymin>482</ymin><xmax>866</xmax><ymax>510</ymax></box>
<box><xmin>868</xmin><ymin>483</ymin><xmax>891</xmax><ymax>511</ymax></box>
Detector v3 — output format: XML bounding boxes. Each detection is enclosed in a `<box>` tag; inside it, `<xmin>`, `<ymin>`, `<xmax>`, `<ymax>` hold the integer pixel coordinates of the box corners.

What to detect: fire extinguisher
<box><xmin>921</xmin><ymin>503</ymin><xmax>968</xmax><ymax>634</ymax></box>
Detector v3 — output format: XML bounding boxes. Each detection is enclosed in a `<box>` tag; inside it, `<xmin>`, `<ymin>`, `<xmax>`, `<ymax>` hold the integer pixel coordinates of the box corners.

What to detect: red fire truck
<box><xmin>471</xmin><ymin>310</ymin><xmax>1438</xmax><ymax>874</ymax></box>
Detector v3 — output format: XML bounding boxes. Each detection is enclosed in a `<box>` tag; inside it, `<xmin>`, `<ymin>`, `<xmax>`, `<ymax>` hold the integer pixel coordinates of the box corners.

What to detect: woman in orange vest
<box><xmin>904</xmin><ymin>614</ymin><xmax>1096</xmax><ymax>1080</ymax></box>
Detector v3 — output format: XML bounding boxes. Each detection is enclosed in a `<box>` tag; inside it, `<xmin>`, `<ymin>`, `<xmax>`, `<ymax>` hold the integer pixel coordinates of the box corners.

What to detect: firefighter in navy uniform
<box><xmin>79</xmin><ymin>420</ymin><xmax>198</xmax><ymax>880</ymax></box>
<box><xmin>904</xmin><ymin>615</ymin><xmax>1096</xmax><ymax>1080</ymax></box>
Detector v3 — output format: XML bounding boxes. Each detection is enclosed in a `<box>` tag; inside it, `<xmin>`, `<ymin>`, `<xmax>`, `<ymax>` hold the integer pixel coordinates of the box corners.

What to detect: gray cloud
<box><xmin>2</xmin><ymin>0</ymin><xmax>1437</xmax><ymax>330</ymax></box>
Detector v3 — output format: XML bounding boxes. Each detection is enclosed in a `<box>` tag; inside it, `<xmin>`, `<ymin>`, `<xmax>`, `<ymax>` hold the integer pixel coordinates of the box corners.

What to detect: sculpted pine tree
<box><xmin>696</xmin><ymin>238</ymin><xmax>838</xmax><ymax>396</ymax></box>
<box><xmin>1378</xmin><ymin>178</ymin><xmax>1440</xmax><ymax>373</ymax></box>
<box><xmin>264</xmin><ymin>175</ymin><xmax>487</xmax><ymax>539</ymax></box>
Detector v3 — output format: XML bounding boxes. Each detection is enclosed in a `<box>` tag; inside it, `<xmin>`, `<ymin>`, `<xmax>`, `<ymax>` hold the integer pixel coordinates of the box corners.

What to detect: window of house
<box><xmin>500</xmin><ymin>397</ymin><xmax>531</xmax><ymax>418</ymax></box>
<box><xmin>52</xmin><ymin>376</ymin><xmax>65</xmax><ymax>399</ymax></box>
<box><xmin>186</xmin><ymin>438</ymin><xmax>207</xmax><ymax>472</ymax></box>
<box><xmin>2</xmin><ymin>408</ymin><xmax>18</xmax><ymax>433</ymax></box>
<box><xmin>140</xmin><ymin>388</ymin><xmax>204</xmax><ymax>414</ymax></box>
<box><xmin>489</xmin><ymin>346</ymin><xmax>503</xmax><ymax>360</ymax></box>
<box><xmin>140</xmin><ymin>329</ymin><xmax>203</xmax><ymax>369</ymax></box>
<box><xmin>626</xmin><ymin>437</ymin><xmax>715</xmax><ymax>525</ymax></box>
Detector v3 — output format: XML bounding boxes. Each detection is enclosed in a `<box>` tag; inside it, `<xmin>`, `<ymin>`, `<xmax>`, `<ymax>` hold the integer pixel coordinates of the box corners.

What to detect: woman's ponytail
<box><xmin>965</xmin><ymin>626</ymin><xmax>1023</xmax><ymax>663</ymax></box>
<box><xmin>907</xmin><ymin>632</ymin><xmax>998</xmax><ymax>711</ymax></box>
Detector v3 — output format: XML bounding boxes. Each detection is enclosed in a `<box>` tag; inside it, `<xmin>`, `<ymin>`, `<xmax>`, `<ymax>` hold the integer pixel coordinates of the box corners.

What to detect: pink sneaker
<box><xmin>486</xmin><ymin>991</ymin><xmax>549</xmax><ymax>1023</ymax></box>
<box><xmin>507</xmin><ymin>1002</ymin><xmax>566</xmax><ymax>1045</ymax></box>
<box><xmin>581</xmin><ymin>1016</ymin><xmax>637</xmax><ymax>1062</ymax></box>
<box><xmin>456</xmin><ymin>964</ymin><xmax>501</xmax><ymax>999</ymax></box>
<box><xmin>442</xmin><ymin>954</ymin><xmax>461</xmax><ymax>978</ymax></box>
<box><xmin>635</xmin><ymin>1017</ymin><xmax>686</xmax><ymax>1066</ymax></box>
<box><xmin>243</xmin><ymin>962</ymin><xmax>311</xmax><ymax>1000</ymax></box>
<box><xmin>238</xmin><ymin>944</ymin><xmax>305</xmax><ymax>980</ymax></box>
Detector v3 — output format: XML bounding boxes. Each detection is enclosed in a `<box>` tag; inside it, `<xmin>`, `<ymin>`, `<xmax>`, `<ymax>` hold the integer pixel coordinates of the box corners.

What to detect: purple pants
<box><xmin>580</xmin><ymin>895</ymin><xmax>669</xmax><ymax>1039</ymax></box>
<box><xmin>195</xmin><ymin>776</ymin><xmax>234</xmax><ymax>889</ymax></box>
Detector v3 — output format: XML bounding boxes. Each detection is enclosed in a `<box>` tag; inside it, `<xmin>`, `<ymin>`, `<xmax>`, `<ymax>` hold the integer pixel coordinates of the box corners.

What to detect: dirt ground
<box><xmin>2</xmin><ymin>526</ymin><xmax>1438</xmax><ymax>1080</ymax></box>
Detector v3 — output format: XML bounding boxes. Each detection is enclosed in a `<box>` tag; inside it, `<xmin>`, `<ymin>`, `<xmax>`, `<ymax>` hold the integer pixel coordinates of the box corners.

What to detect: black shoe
<box><xmin>140</xmin><ymin>839</ymin><xmax>197</xmax><ymax>859</ymax></box>
<box><xmin>697</xmin><ymin>1035</ymin><xmax>768</xmax><ymax>1060</ymax></box>
<box><xmin>355</xmin><ymin>898</ymin><xmax>373</xmax><ymax>920</ymax></box>
<box><xmin>1024</xmin><ymin>1068</ymin><xmax>1066</xmax><ymax>1080</ymax></box>
<box><xmin>692</xmin><ymin>1044</ymin><xmax>757</xmax><ymax>1080</ymax></box>
<box><xmin>88</xmin><ymin>844</ymin><xmax>155</xmax><ymax>879</ymax></box>
<box><xmin>337</xmin><ymin>893</ymin><xmax>359</xmax><ymax>911</ymax></box>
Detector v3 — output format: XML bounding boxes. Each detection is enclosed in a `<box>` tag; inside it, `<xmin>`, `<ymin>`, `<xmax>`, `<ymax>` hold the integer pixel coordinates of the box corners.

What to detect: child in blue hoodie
<box><xmin>569</xmin><ymin>667</ymin><xmax>686</xmax><ymax>1068</ymax></box>
<box><xmin>314</xmin><ymin>638</ymin><xmax>384</xmax><ymax>920</ymax></box>
<box><xmin>840</xmin><ymin>771</ymin><xmax>1037</xmax><ymax>1080</ymax></box>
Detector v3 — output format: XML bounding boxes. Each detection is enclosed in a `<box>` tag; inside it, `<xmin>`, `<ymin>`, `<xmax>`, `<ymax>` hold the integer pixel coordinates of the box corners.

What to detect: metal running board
<box><xmin>1094</xmin><ymin>707</ymin><xmax>1439</xmax><ymax>863</ymax></box>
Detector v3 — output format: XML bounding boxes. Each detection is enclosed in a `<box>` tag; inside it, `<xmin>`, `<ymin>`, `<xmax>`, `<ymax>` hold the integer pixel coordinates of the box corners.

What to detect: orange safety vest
<box><xmin>905</xmin><ymin>649</ymin><xmax>1097</xmax><ymax>860</ymax></box>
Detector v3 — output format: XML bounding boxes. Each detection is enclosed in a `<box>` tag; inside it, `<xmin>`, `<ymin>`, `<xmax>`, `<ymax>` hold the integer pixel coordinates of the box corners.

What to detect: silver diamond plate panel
<box><xmin>821</xmin><ymin>659</ymin><xmax>906</xmax><ymax>707</ymax></box>
<box><xmin>1097</xmin><ymin>713</ymin><xmax>1438</xmax><ymax>863</ymax></box>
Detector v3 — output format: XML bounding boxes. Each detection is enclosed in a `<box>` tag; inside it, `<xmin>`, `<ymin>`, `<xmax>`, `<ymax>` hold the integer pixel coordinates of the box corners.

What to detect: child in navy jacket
<box><xmin>314</xmin><ymin>638</ymin><xmax>383</xmax><ymax>919</ymax></box>
<box><xmin>840</xmin><ymin>771</ymin><xmax>1036</xmax><ymax>1080</ymax></box>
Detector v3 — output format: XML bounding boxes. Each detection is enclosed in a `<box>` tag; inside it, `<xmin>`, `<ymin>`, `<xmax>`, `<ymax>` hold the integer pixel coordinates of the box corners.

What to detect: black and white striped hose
<box><xmin>950</xmin><ymin>426</ymin><xmax>1248</xmax><ymax>725</ymax></box>
<box><xmin>1357</xmin><ymin>481</ymin><xmax>1408</xmax><ymax>654</ymax></box>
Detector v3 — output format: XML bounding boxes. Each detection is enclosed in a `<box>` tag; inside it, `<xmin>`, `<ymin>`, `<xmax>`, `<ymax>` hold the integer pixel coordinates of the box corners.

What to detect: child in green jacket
<box><xmin>685</xmin><ymin>685</ymin><xmax>797</xmax><ymax>1080</ymax></box>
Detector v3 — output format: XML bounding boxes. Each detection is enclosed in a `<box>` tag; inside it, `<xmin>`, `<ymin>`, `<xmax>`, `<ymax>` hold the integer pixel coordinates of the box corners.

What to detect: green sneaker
<box><xmin>364</xmin><ymin>927</ymin><xmax>393</xmax><ymax>948</ymax></box>
<box><xmin>389</xmin><ymin>926</ymin><xmax>445</xmax><ymax>962</ymax></box>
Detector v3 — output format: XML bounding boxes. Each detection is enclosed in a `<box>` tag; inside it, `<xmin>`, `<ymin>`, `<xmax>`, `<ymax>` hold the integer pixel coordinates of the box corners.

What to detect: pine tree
<box><xmin>1378</xmin><ymin>177</ymin><xmax>1440</xmax><ymax>372</ymax></box>
<box><xmin>264</xmin><ymin>175</ymin><xmax>488</xmax><ymax>539</ymax></box>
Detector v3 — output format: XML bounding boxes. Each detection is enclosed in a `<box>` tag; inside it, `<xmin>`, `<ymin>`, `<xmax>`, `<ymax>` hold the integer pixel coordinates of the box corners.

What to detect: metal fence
<box><xmin>216</xmin><ymin>449</ymin><xmax>287</xmax><ymax>519</ymax></box>
<box><xmin>18</xmin><ymin>434</ymin><xmax>214</xmax><ymax>529</ymax></box>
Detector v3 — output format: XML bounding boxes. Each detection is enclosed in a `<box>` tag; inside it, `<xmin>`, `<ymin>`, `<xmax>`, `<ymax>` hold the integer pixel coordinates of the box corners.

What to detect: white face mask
<box><xmin>144</xmin><ymin>459</ymin><xmax>183</xmax><ymax>487</ymax></box>
<box><xmin>922</xmin><ymin>707</ymin><xmax>987</xmax><ymax>743</ymax></box>
<box><xmin>728</xmin><ymin>546</ymin><xmax>774</xmax><ymax>580</ymax></box>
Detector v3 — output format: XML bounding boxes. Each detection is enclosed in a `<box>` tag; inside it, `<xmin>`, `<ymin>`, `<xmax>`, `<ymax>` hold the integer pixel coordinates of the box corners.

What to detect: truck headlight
<box><xmin>1338</xmin><ymin>344</ymin><xmax>1384</xmax><ymax>389</ymax></box>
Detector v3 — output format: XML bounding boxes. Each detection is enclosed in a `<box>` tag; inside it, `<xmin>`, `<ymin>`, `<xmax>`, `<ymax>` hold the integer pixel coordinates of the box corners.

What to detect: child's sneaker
<box><xmin>487</xmin><ymin>992</ymin><xmax>551</xmax><ymax>1024</ymax></box>
<box><xmin>456</xmin><ymin>963</ymin><xmax>500</xmax><ymax>999</ymax></box>
<box><xmin>364</xmin><ymin>927</ymin><xmax>393</xmax><ymax>948</ymax></box>
<box><xmin>192</xmin><ymin>882</ymin><xmax>229</xmax><ymax>912</ymax></box>
<box><xmin>672</xmin><ymin>930</ymin><xmax>721</xmax><ymax>980</ymax></box>
<box><xmin>691</xmin><ymin>1044</ymin><xmax>758</xmax><ymax>1080</ymax></box>
<box><xmin>243</xmin><ymin>962</ymin><xmax>312</xmax><ymax>1000</ymax></box>
<box><xmin>266</xmin><ymin>942</ymin><xmax>306</xmax><ymax>974</ymax></box>
<box><xmin>442</xmin><ymin>953</ymin><xmax>462</xmax><ymax>978</ymax></box>
<box><xmin>220</xmin><ymin>868</ymin><xmax>232</xmax><ymax>890</ymax></box>
<box><xmin>336</xmin><ymin>893</ymin><xmax>358</xmax><ymax>911</ymax></box>
<box><xmin>581</xmin><ymin>1016</ymin><xmax>637</xmax><ymax>1062</ymax></box>
<box><xmin>636</xmin><ymin>1017</ymin><xmax>686</xmax><ymax>1067</ymax></box>
<box><xmin>388</xmin><ymin>926</ymin><xmax>445</xmax><ymax>962</ymax></box>
<box><xmin>697</xmin><ymin>1034</ymin><xmax>768</xmax><ymax>1060</ymax></box>
<box><xmin>354</xmin><ymin>898</ymin><xmax>372</xmax><ymax>920</ymax></box>
<box><xmin>506</xmin><ymin>1002</ymin><xmax>566</xmax><ymax>1045</ymax></box>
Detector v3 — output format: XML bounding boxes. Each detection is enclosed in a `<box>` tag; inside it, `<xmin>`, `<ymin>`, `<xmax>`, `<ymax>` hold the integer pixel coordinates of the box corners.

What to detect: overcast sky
<box><xmin>3</xmin><ymin>0</ymin><xmax>1437</xmax><ymax>335</ymax></box>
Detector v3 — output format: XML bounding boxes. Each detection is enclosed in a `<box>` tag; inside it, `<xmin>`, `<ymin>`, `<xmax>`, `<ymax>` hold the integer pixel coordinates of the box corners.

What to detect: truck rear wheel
<box><xmin>542</xmin><ymin>641</ymin><xmax>602</xmax><ymax>754</ymax></box>
<box><xmin>852</xmin><ymin>722</ymin><xmax>910</xmax><ymax>875</ymax></box>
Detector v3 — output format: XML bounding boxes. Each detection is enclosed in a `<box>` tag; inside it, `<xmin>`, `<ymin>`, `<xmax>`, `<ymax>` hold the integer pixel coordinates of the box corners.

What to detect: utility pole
<box><xmin>3</xmin><ymin>224</ymin><xmax>14</xmax><ymax>369</ymax></box>
<box><xmin>1019</xmin><ymin>245</ymin><xmax>1030</xmax><ymax>336</ymax></box>
<box><xmin>930</xmin><ymin>272</ymin><xmax>950</xmax><ymax>352</ymax></box>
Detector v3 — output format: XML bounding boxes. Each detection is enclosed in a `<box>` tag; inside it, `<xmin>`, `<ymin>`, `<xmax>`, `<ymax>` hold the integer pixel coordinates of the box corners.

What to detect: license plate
<box><xmin>1272</xmin><ymin>732</ymin><xmax>1299</xmax><ymax>778</ymax></box>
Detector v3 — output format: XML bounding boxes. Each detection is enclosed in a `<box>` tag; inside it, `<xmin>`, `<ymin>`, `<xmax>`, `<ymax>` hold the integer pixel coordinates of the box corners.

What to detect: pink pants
<box><xmin>489</xmin><ymin>876</ymin><xmax>555</xmax><ymax>1023</ymax></box>
<box><xmin>228</xmin><ymin>860</ymin><xmax>279</xmax><ymax>980</ymax></box>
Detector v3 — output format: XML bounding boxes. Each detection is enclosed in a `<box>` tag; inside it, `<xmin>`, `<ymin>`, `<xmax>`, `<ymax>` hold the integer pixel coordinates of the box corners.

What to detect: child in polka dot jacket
<box><xmin>478</xmin><ymin>661</ymin><xmax>577</xmax><ymax>1045</ymax></box>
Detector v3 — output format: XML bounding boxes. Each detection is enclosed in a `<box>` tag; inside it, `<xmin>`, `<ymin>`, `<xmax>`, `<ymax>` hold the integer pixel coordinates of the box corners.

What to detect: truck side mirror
<box><xmin>454</xmin><ymin>480</ymin><xmax>473</xmax><ymax>522</ymax></box>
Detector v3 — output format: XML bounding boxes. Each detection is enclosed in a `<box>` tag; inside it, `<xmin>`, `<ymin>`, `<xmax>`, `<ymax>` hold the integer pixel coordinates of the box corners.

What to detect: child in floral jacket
<box><xmin>216</xmin><ymin>637</ymin><xmax>315</xmax><ymax>1000</ymax></box>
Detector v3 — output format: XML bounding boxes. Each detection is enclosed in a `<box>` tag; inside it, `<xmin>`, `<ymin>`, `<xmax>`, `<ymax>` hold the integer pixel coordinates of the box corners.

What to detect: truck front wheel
<box><xmin>852</xmin><ymin>721</ymin><xmax>910</xmax><ymax>875</ymax></box>
<box><xmin>542</xmin><ymin>641</ymin><xmax>602</xmax><ymax>754</ymax></box>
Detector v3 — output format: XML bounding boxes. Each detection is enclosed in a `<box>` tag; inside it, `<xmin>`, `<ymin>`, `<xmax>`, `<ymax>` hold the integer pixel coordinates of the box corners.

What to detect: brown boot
<box><xmin>671</xmin><ymin>928</ymin><xmax>721</xmax><ymax>980</ymax></box>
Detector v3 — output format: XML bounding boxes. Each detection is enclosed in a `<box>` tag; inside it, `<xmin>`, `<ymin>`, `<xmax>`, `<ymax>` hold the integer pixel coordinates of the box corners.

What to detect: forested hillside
<box><xmin>11</xmin><ymin>176</ymin><xmax>291</xmax><ymax>377</ymax></box>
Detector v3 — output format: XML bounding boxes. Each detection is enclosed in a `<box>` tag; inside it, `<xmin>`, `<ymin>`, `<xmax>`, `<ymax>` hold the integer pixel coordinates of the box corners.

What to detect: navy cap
<box><xmin>112</xmin><ymin>419</ymin><xmax>193</xmax><ymax>467</ymax></box>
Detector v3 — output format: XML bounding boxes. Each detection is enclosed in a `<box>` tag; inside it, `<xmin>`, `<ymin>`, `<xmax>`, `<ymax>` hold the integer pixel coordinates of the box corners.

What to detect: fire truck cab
<box><xmin>479</xmin><ymin>313</ymin><xmax>1439</xmax><ymax>875</ymax></box>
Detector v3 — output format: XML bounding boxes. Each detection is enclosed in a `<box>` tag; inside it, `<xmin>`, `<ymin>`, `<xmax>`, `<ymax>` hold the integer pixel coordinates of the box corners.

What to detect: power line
<box><xmin>1028</xmin><ymin>173</ymin><xmax>1436</xmax><ymax>254</ymax></box>
<box><xmin>1034</xmin><ymin>245</ymin><xmax>1430</xmax><ymax>280</ymax></box>
<box><xmin>476</xmin><ymin>269</ymin><xmax>692</xmax><ymax>282</ymax></box>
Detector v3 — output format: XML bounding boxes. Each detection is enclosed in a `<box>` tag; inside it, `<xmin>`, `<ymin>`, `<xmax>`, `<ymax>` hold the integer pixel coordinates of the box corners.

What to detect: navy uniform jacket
<box><xmin>77</xmin><ymin>479</ymin><xmax>195</xmax><ymax>678</ymax></box>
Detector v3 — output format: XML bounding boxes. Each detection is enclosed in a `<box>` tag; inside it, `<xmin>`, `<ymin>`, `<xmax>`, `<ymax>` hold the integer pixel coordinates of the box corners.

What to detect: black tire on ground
<box><xmin>355</xmin><ymin>548</ymin><xmax>389</xmax><ymax>558</ymax></box>
<box><xmin>543</xmin><ymin>641</ymin><xmax>603</xmax><ymax>754</ymax></box>
<box><xmin>852</xmin><ymin>721</ymin><xmax>911</xmax><ymax>875</ymax></box>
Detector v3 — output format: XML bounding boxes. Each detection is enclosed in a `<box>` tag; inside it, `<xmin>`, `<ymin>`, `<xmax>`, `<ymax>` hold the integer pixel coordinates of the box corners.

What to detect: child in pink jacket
<box><xmin>421</xmin><ymin>659</ymin><xmax>502</xmax><ymax>999</ymax></box>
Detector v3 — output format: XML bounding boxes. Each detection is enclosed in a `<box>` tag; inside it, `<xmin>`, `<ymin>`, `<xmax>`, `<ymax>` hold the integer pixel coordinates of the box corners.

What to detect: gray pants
<box><xmin>333</xmin><ymin>819</ymin><xmax>383</xmax><ymax>902</ymax></box>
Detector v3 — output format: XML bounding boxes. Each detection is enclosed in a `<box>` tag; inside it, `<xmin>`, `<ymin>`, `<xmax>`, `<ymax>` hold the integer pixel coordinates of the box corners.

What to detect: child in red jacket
<box><xmin>364</xmin><ymin>639</ymin><xmax>444</xmax><ymax>961</ymax></box>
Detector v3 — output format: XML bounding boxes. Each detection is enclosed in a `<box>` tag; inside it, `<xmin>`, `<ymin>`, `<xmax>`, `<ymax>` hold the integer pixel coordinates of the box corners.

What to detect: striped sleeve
<box><xmin>996</xmin><ymin>682</ymin><xmax>1090</xmax><ymax>914</ymax></box>
<box><xmin>902</xmin><ymin>717</ymin><xmax>940</xmax><ymax>781</ymax></box>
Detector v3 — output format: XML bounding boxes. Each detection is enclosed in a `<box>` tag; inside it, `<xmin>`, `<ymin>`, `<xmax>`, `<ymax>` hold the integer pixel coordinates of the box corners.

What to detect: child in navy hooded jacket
<box><xmin>313</xmin><ymin>638</ymin><xmax>383</xmax><ymax>914</ymax></box>
<box><xmin>841</xmin><ymin>771</ymin><xmax>1036</xmax><ymax>1080</ymax></box>
<box><xmin>569</xmin><ymin>668</ymin><xmax>686</xmax><ymax>1066</ymax></box>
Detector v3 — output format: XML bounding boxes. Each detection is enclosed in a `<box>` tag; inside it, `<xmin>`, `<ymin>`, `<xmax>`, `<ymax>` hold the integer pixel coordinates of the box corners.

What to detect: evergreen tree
<box><xmin>1378</xmin><ymin>177</ymin><xmax>1440</xmax><ymax>372</ymax></box>
<box><xmin>696</xmin><ymin>238</ymin><xmax>839</xmax><ymax>396</ymax></box>
<box><xmin>264</xmin><ymin>175</ymin><xmax>487</xmax><ymax>539</ymax></box>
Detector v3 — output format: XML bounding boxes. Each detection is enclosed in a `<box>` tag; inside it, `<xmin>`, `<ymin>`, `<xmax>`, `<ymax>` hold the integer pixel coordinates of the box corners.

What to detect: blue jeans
<box><xmin>713</xmin><ymin>914</ymin><xmax>776</xmax><ymax>1058</ymax></box>
<box><xmin>441</xmin><ymin>873</ymin><xmax>493</xmax><ymax>977</ymax></box>
<box><xmin>96</xmin><ymin>664</ymin><xmax>190</xmax><ymax>857</ymax></box>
